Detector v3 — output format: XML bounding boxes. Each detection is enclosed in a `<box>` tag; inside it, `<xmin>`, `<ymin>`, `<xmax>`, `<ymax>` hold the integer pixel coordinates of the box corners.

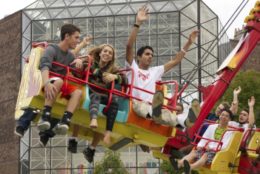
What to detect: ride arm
<box><xmin>126</xmin><ymin>6</ymin><xmax>149</xmax><ymax>65</ymax></box>
<box><xmin>248</xmin><ymin>96</ymin><xmax>255</xmax><ymax>128</ymax></box>
<box><xmin>230</xmin><ymin>86</ymin><xmax>241</xmax><ymax>114</ymax></box>
<box><xmin>164</xmin><ymin>31</ymin><xmax>199</xmax><ymax>73</ymax></box>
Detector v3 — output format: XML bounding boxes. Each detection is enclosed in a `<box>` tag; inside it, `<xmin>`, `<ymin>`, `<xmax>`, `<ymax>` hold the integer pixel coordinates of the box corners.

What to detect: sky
<box><xmin>0</xmin><ymin>0</ymin><xmax>256</xmax><ymax>39</ymax></box>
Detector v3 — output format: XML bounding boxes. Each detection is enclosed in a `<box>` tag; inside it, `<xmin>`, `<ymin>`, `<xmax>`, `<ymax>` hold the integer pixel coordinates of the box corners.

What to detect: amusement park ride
<box><xmin>15</xmin><ymin>1</ymin><xmax>260</xmax><ymax>174</ymax></box>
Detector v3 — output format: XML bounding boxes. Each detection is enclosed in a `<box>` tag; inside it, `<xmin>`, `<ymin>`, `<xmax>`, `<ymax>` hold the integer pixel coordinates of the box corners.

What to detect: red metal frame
<box><xmin>238</xmin><ymin>128</ymin><xmax>260</xmax><ymax>174</ymax></box>
<box><xmin>163</xmin><ymin>11</ymin><xmax>260</xmax><ymax>153</ymax></box>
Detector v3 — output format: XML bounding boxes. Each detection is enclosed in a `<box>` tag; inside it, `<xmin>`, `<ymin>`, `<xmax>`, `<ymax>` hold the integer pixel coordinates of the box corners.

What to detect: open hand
<box><xmin>44</xmin><ymin>83</ymin><xmax>58</xmax><ymax>100</ymax></box>
<box><xmin>233</xmin><ymin>86</ymin><xmax>241</xmax><ymax>95</ymax></box>
<box><xmin>248</xmin><ymin>96</ymin><xmax>255</xmax><ymax>107</ymax></box>
<box><xmin>136</xmin><ymin>6</ymin><xmax>149</xmax><ymax>25</ymax></box>
<box><xmin>102</xmin><ymin>72</ymin><xmax>117</xmax><ymax>84</ymax></box>
<box><xmin>188</xmin><ymin>30</ymin><xmax>199</xmax><ymax>43</ymax></box>
<box><xmin>70</xmin><ymin>58</ymin><xmax>83</xmax><ymax>69</ymax></box>
<box><xmin>82</xmin><ymin>36</ymin><xmax>92</xmax><ymax>46</ymax></box>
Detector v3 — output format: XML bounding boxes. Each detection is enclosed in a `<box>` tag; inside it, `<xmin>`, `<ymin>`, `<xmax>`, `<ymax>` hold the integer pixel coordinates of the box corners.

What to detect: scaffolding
<box><xmin>20</xmin><ymin>0</ymin><xmax>232</xmax><ymax>173</ymax></box>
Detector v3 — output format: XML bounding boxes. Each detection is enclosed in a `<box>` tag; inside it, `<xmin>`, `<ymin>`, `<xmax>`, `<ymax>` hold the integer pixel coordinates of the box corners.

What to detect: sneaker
<box><xmin>14</xmin><ymin>126</ymin><xmax>25</xmax><ymax>137</ymax></box>
<box><xmin>54</xmin><ymin>117</ymin><xmax>70</xmax><ymax>135</ymax></box>
<box><xmin>152</xmin><ymin>90</ymin><xmax>164</xmax><ymax>118</ymax></box>
<box><xmin>39</xmin><ymin>134</ymin><xmax>49</xmax><ymax>147</ymax></box>
<box><xmin>139</xmin><ymin>144</ymin><xmax>150</xmax><ymax>153</ymax></box>
<box><xmin>68</xmin><ymin>139</ymin><xmax>78</xmax><ymax>153</ymax></box>
<box><xmin>38</xmin><ymin>114</ymin><xmax>51</xmax><ymax>131</ymax></box>
<box><xmin>83</xmin><ymin>147</ymin><xmax>95</xmax><ymax>163</ymax></box>
<box><xmin>53</xmin><ymin>123</ymin><xmax>69</xmax><ymax>135</ymax></box>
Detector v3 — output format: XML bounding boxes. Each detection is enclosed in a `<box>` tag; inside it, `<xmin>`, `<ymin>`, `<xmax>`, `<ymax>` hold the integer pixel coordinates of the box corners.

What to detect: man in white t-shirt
<box><xmin>126</xmin><ymin>6</ymin><xmax>199</xmax><ymax>119</ymax></box>
<box><xmin>229</xmin><ymin>96</ymin><xmax>255</xmax><ymax>130</ymax></box>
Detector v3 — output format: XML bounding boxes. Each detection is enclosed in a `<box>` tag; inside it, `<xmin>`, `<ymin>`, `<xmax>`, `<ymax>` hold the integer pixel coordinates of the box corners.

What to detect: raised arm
<box><xmin>164</xmin><ymin>30</ymin><xmax>199</xmax><ymax>73</ymax></box>
<box><xmin>248</xmin><ymin>96</ymin><xmax>255</xmax><ymax>128</ymax></box>
<box><xmin>230</xmin><ymin>86</ymin><xmax>241</xmax><ymax>114</ymax></box>
<box><xmin>71</xmin><ymin>36</ymin><xmax>92</xmax><ymax>56</ymax></box>
<box><xmin>70</xmin><ymin>36</ymin><xmax>92</xmax><ymax>69</ymax></box>
<box><xmin>126</xmin><ymin>6</ymin><xmax>149</xmax><ymax>65</ymax></box>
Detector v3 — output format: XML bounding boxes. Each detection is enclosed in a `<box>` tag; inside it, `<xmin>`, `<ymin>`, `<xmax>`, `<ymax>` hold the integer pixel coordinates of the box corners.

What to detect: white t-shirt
<box><xmin>125</xmin><ymin>60</ymin><xmax>164</xmax><ymax>103</ymax></box>
<box><xmin>229</xmin><ymin>121</ymin><xmax>250</xmax><ymax>130</ymax></box>
<box><xmin>197</xmin><ymin>124</ymin><xmax>233</xmax><ymax>150</ymax></box>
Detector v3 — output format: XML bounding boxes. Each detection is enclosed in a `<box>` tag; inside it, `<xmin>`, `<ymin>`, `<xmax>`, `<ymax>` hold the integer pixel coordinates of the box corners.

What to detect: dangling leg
<box><xmin>152</xmin><ymin>90</ymin><xmax>164</xmax><ymax>118</ymax></box>
<box><xmin>89</xmin><ymin>92</ymin><xmax>101</xmax><ymax>128</ymax></box>
<box><xmin>103</xmin><ymin>97</ymin><xmax>119</xmax><ymax>145</ymax></box>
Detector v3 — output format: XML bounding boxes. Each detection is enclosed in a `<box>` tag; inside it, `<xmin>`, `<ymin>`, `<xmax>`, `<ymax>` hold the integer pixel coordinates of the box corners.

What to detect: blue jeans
<box><xmin>17</xmin><ymin>108</ymin><xmax>38</xmax><ymax>130</ymax></box>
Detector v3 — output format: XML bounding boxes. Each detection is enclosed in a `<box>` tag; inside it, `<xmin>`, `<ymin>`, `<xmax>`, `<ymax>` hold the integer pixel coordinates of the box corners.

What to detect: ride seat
<box><xmin>82</xmin><ymin>85</ymin><xmax>129</xmax><ymax>123</ymax></box>
<box><xmin>247</xmin><ymin>130</ymin><xmax>260</xmax><ymax>158</ymax></box>
<box><xmin>198</xmin><ymin>131</ymin><xmax>243</xmax><ymax>174</ymax></box>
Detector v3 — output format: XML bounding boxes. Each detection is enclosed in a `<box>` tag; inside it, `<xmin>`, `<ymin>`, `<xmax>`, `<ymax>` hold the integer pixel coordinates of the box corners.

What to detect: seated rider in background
<box><xmin>171</xmin><ymin>109</ymin><xmax>235</xmax><ymax>174</ymax></box>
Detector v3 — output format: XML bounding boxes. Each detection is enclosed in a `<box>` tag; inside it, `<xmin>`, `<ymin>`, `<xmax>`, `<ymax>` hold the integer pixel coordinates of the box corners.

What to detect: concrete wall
<box><xmin>0</xmin><ymin>11</ymin><xmax>22</xmax><ymax>174</ymax></box>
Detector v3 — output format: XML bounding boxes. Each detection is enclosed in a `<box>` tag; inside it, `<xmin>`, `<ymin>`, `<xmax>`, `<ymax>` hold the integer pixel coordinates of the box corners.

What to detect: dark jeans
<box><xmin>89</xmin><ymin>91</ymin><xmax>119</xmax><ymax>131</ymax></box>
<box><xmin>17</xmin><ymin>108</ymin><xmax>38</xmax><ymax>130</ymax></box>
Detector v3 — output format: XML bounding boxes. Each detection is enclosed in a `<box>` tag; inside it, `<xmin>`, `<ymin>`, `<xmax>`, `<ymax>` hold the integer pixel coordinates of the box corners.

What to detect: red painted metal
<box><xmin>163</xmin><ymin>12</ymin><xmax>260</xmax><ymax>153</ymax></box>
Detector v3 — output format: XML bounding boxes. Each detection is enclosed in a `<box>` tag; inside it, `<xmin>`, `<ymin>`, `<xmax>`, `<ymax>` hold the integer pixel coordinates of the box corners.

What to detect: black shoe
<box><xmin>170</xmin><ymin>148</ymin><xmax>184</xmax><ymax>159</ymax></box>
<box><xmin>39</xmin><ymin>134</ymin><xmax>49</xmax><ymax>147</ymax></box>
<box><xmin>169</xmin><ymin>157</ymin><xmax>179</xmax><ymax>171</ymax></box>
<box><xmin>14</xmin><ymin>126</ymin><xmax>25</xmax><ymax>137</ymax></box>
<box><xmin>139</xmin><ymin>144</ymin><xmax>150</xmax><ymax>153</ymax></box>
<box><xmin>83</xmin><ymin>147</ymin><xmax>95</xmax><ymax>163</ymax></box>
<box><xmin>68</xmin><ymin>139</ymin><xmax>78</xmax><ymax>153</ymax></box>
<box><xmin>183</xmin><ymin>160</ymin><xmax>190</xmax><ymax>174</ymax></box>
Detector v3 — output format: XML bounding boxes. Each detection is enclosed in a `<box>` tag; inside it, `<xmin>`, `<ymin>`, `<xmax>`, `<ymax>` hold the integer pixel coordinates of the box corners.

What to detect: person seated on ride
<box><xmin>171</xmin><ymin>109</ymin><xmax>234</xmax><ymax>174</ymax></box>
<box><xmin>86</xmin><ymin>44</ymin><xmax>128</xmax><ymax>143</ymax></box>
<box><xmin>125</xmin><ymin>6</ymin><xmax>199</xmax><ymax>126</ymax></box>
<box><xmin>196</xmin><ymin>86</ymin><xmax>241</xmax><ymax>138</ymax></box>
<box><xmin>39</xmin><ymin>36</ymin><xmax>92</xmax><ymax>147</ymax></box>
<box><xmin>229</xmin><ymin>96</ymin><xmax>255</xmax><ymax>130</ymax></box>
<box><xmin>152</xmin><ymin>98</ymin><xmax>201</xmax><ymax>129</ymax></box>
<box><xmin>14</xmin><ymin>24</ymin><xmax>85</xmax><ymax>140</ymax></box>
<box><xmin>82</xmin><ymin>44</ymin><xmax>128</xmax><ymax>163</ymax></box>
<box><xmin>207</xmin><ymin>86</ymin><xmax>241</xmax><ymax>121</ymax></box>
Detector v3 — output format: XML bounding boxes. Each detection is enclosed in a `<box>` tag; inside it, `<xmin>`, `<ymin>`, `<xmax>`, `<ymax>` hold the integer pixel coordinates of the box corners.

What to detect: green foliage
<box><xmin>220</xmin><ymin>70</ymin><xmax>260</xmax><ymax>126</ymax></box>
<box><xmin>160</xmin><ymin>160</ymin><xmax>199</xmax><ymax>174</ymax></box>
<box><xmin>94</xmin><ymin>149</ymin><xmax>129</xmax><ymax>174</ymax></box>
<box><xmin>160</xmin><ymin>160</ymin><xmax>175</xmax><ymax>174</ymax></box>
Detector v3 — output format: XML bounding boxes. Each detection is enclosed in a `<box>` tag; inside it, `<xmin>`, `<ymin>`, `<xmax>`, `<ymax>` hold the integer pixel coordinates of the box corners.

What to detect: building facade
<box><xmin>0</xmin><ymin>0</ymin><xmax>234</xmax><ymax>174</ymax></box>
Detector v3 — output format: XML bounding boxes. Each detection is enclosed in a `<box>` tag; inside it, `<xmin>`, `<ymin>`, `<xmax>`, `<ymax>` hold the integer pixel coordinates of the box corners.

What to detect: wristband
<box><xmin>133</xmin><ymin>24</ymin><xmax>140</xmax><ymax>28</ymax></box>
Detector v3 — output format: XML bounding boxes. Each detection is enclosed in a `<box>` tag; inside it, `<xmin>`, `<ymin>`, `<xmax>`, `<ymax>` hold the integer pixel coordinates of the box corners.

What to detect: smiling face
<box><xmin>65</xmin><ymin>31</ymin><xmax>80</xmax><ymax>49</ymax></box>
<box><xmin>219</xmin><ymin>110</ymin><xmax>232</xmax><ymax>126</ymax></box>
<box><xmin>99</xmin><ymin>45</ymin><xmax>114</xmax><ymax>64</ymax></box>
<box><xmin>138</xmin><ymin>48</ymin><xmax>153</xmax><ymax>69</ymax></box>
<box><xmin>239</xmin><ymin>110</ymin><xmax>249</xmax><ymax>124</ymax></box>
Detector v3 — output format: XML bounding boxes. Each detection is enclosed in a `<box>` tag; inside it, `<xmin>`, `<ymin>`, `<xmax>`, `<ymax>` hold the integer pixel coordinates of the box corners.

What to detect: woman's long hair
<box><xmin>88</xmin><ymin>44</ymin><xmax>118</xmax><ymax>73</ymax></box>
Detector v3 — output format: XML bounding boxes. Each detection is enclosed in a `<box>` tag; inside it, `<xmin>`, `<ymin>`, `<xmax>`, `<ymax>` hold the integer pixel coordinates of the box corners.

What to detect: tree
<box><xmin>94</xmin><ymin>149</ymin><xmax>129</xmax><ymax>174</ymax></box>
<box><xmin>220</xmin><ymin>70</ymin><xmax>260</xmax><ymax>126</ymax></box>
<box><xmin>160</xmin><ymin>160</ymin><xmax>198</xmax><ymax>174</ymax></box>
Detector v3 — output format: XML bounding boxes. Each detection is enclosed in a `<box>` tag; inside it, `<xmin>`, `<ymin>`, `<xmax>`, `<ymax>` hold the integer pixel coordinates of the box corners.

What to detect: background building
<box><xmin>0</xmin><ymin>0</ymin><xmax>241</xmax><ymax>174</ymax></box>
